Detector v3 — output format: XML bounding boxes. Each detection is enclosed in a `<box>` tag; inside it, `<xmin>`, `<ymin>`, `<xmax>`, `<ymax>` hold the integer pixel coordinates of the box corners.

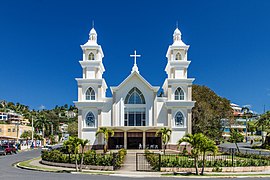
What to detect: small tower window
<box><xmin>175</xmin><ymin>87</ymin><xmax>184</xmax><ymax>100</ymax></box>
<box><xmin>175</xmin><ymin>111</ymin><xmax>184</xmax><ymax>127</ymax></box>
<box><xmin>175</xmin><ymin>52</ymin><xmax>182</xmax><ymax>60</ymax></box>
<box><xmin>86</xmin><ymin>87</ymin><xmax>95</xmax><ymax>100</ymax></box>
<box><xmin>85</xmin><ymin>112</ymin><xmax>95</xmax><ymax>127</ymax></box>
<box><xmin>88</xmin><ymin>52</ymin><xmax>95</xmax><ymax>60</ymax></box>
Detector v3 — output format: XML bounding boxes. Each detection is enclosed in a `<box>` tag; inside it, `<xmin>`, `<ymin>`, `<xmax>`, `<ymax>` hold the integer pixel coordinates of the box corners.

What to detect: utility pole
<box><xmin>31</xmin><ymin>116</ymin><xmax>34</xmax><ymax>147</ymax></box>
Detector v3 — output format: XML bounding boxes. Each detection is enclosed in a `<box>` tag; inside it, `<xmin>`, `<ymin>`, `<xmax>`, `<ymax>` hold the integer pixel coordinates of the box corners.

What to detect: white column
<box><xmin>143</xmin><ymin>131</ymin><xmax>146</xmax><ymax>149</ymax></box>
<box><xmin>78</xmin><ymin>110</ymin><xmax>82</xmax><ymax>138</ymax></box>
<box><xmin>187</xmin><ymin>109</ymin><xmax>192</xmax><ymax>134</ymax></box>
<box><xmin>124</xmin><ymin>131</ymin><xmax>127</xmax><ymax>149</ymax></box>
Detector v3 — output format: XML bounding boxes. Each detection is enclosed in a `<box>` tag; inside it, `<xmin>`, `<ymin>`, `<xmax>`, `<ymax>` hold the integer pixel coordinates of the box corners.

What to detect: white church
<box><xmin>74</xmin><ymin>26</ymin><xmax>195</xmax><ymax>150</ymax></box>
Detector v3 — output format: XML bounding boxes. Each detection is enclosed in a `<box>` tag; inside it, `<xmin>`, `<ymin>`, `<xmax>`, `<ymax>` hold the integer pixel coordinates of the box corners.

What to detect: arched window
<box><xmin>88</xmin><ymin>52</ymin><xmax>95</xmax><ymax>60</ymax></box>
<box><xmin>175</xmin><ymin>87</ymin><xmax>184</xmax><ymax>100</ymax></box>
<box><xmin>85</xmin><ymin>112</ymin><xmax>95</xmax><ymax>127</ymax></box>
<box><xmin>175</xmin><ymin>52</ymin><xmax>182</xmax><ymax>60</ymax></box>
<box><xmin>175</xmin><ymin>111</ymin><xmax>184</xmax><ymax>127</ymax></box>
<box><xmin>85</xmin><ymin>87</ymin><xmax>95</xmax><ymax>100</ymax></box>
<box><xmin>125</xmin><ymin>87</ymin><xmax>145</xmax><ymax>104</ymax></box>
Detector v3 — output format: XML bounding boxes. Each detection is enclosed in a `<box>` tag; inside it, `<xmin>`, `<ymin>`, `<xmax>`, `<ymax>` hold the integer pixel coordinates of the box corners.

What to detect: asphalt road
<box><xmin>219</xmin><ymin>142</ymin><xmax>270</xmax><ymax>155</ymax></box>
<box><xmin>0</xmin><ymin>149</ymin><xmax>268</xmax><ymax>180</ymax></box>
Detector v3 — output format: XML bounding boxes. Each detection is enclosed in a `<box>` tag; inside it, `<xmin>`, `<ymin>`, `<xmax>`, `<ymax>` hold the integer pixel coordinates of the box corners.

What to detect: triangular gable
<box><xmin>110</xmin><ymin>71</ymin><xmax>160</xmax><ymax>93</ymax></box>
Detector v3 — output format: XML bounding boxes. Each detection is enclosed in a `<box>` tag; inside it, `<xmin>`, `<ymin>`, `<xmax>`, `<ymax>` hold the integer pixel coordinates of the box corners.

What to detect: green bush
<box><xmin>41</xmin><ymin>148</ymin><xmax>127</xmax><ymax>168</ymax></box>
<box><xmin>144</xmin><ymin>150</ymin><xmax>270</xmax><ymax>168</ymax></box>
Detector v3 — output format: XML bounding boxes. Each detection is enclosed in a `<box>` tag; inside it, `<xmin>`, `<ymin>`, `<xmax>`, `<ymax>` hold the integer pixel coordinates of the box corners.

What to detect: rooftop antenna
<box><xmin>176</xmin><ymin>20</ymin><xmax>178</xmax><ymax>29</ymax></box>
<box><xmin>92</xmin><ymin>20</ymin><xmax>95</xmax><ymax>28</ymax></box>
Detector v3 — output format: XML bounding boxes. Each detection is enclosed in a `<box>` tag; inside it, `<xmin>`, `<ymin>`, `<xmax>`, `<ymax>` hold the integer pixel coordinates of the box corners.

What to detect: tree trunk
<box><xmin>194</xmin><ymin>156</ymin><xmax>199</xmax><ymax>175</ymax></box>
<box><xmin>104</xmin><ymin>138</ymin><xmax>107</xmax><ymax>153</ymax></box>
<box><xmin>75</xmin><ymin>152</ymin><xmax>78</xmax><ymax>172</ymax></box>
<box><xmin>235</xmin><ymin>142</ymin><xmax>240</xmax><ymax>153</ymax></box>
<box><xmin>80</xmin><ymin>148</ymin><xmax>84</xmax><ymax>172</ymax></box>
<box><xmin>42</xmin><ymin>124</ymin><xmax>45</xmax><ymax>139</ymax></box>
<box><xmin>164</xmin><ymin>144</ymin><xmax>166</xmax><ymax>154</ymax></box>
<box><xmin>201</xmin><ymin>151</ymin><xmax>206</xmax><ymax>175</ymax></box>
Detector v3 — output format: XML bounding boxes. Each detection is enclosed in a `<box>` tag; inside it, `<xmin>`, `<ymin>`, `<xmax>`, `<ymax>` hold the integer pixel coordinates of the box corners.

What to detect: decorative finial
<box><xmin>130</xmin><ymin>50</ymin><xmax>141</xmax><ymax>73</ymax></box>
<box><xmin>92</xmin><ymin>20</ymin><xmax>95</xmax><ymax>28</ymax></box>
<box><xmin>176</xmin><ymin>21</ymin><xmax>178</xmax><ymax>29</ymax></box>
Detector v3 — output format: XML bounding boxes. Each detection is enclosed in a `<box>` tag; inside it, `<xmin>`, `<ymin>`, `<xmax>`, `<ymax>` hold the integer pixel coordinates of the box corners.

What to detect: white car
<box><xmin>41</xmin><ymin>145</ymin><xmax>52</xmax><ymax>153</ymax></box>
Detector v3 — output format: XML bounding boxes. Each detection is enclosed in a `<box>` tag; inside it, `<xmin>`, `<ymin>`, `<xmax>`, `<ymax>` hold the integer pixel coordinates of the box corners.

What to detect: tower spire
<box><xmin>130</xmin><ymin>50</ymin><xmax>141</xmax><ymax>73</ymax></box>
<box><xmin>89</xmin><ymin>22</ymin><xmax>97</xmax><ymax>42</ymax></box>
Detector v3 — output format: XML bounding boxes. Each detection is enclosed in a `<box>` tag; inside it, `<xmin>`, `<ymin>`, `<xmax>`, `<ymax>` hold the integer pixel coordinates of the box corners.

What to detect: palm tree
<box><xmin>35</xmin><ymin>115</ymin><xmax>49</xmax><ymax>140</ymax></box>
<box><xmin>79</xmin><ymin>139</ymin><xmax>89</xmax><ymax>172</ymax></box>
<box><xmin>241</xmin><ymin>106</ymin><xmax>252</xmax><ymax>142</ymax></box>
<box><xmin>178</xmin><ymin>133</ymin><xmax>205</xmax><ymax>175</ymax></box>
<box><xmin>200</xmin><ymin>137</ymin><xmax>218</xmax><ymax>175</ymax></box>
<box><xmin>95</xmin><ymin>127</ymin><xmax>114</xmax><ymax>153</ymax></box>
<box><xmin>256</xmin><ymin>111</ymin><xmax>270</xmax><ymax>146</ymax></box>
<box><xmin>156</xmin><ymin>127</ymin><xmax>172</xmax><ymax>154</ymax></box>
<box><xmin>229</xmin><ymin>129</ymin><xmax>244</xmax><ymax>153</ymax></box>
<box><xmin>64</xmin><ymin>136</ymin><xmax>81</xmax><ymax>171</ymax></box>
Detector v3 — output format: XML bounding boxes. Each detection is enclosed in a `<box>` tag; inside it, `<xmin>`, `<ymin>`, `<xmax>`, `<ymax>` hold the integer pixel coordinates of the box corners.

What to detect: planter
<box><xmin>41</xmin><ymin>160</ymin><xmax>114</xmax><ymax>171</ymax></box>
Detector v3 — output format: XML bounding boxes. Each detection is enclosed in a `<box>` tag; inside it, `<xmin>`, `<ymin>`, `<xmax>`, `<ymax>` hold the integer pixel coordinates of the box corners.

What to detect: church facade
<box><xmin>74</xmin><ymin>26</ymin><xmax>195</xmax><ymax>149</ymax></box>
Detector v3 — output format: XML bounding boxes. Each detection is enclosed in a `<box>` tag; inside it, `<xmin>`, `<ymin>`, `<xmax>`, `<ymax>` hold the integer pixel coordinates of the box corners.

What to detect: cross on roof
<box><xmin>130</xmin><ymin>50</ymin><xmax>141</xmax><ymax>66</ymax></box>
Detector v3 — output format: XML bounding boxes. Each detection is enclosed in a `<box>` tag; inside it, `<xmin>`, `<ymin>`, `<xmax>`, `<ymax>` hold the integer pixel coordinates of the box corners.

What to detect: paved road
<box><xmin>219</xmin><ymin>142</ymin><xmax>270</xmax><ymax>155</ymax></box>
<box><xmin>0</xmin><ymin>149</ymin><xmax>268</xmax><ymax>180</ymax></box>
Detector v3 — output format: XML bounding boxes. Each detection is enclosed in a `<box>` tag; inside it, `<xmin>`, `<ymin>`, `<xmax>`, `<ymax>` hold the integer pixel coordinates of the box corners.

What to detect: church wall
<box><xmin>170</xmin><ymin>130</ymin><xmax>186</xmax><ymax>144</ymax></box>
<box><xmin>113</xmin><ymin>76</ymin><xmax>155</xmax><ymax>127</ymax></box>
<box><xmin>156</xmin><ymin>101</ymin><xmax>167</xmax><ymax>126</ymax></box>
<box><xmin>101</xmin><ymin>99</ymin><xmax>112</xmax><ymax>126</ymax></box>
<box><xmin>82</xmin><ymin>131</ymin><xmax>98</xmax><ymax>145</ymax></box>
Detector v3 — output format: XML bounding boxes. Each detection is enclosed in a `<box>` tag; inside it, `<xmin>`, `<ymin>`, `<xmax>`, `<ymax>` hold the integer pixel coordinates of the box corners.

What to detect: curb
<box><xmin>15</xmin><ymin>159</ymin><xmax>270</xmax><ymax>178</ymax></box>
<box><xmin>15</xmin><ymin>162</ymin><xmax>72</xmax><ymax>173</ymax></box>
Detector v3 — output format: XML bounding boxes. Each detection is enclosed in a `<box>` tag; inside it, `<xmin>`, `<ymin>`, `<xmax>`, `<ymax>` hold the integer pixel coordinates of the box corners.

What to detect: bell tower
<box><xmin>162</xmin><ymin>27</ymin><xmax>195</xmax><ymax>134</ymax></box>
<box><xmin>164</xmin><ymin>28</ymin><xmax>191</xmax><ymax>79</ymax></box>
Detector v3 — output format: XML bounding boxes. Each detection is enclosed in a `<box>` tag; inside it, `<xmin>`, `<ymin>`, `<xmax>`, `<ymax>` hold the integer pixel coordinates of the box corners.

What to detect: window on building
<box><xmin>175</xmin><ymin>111</ymin><xmax>184</xmax><ymax>127</ymax></box>
<box><xmin>88</xmin><ymin>52</ymin><xmax>95</xmax><ymax>60</ymax></box>
<box><xmin>12</xmin><ymin>128</ymin><xmax>16</xmax><ymax>132</ymax></box>
<box><xmin>8</xmin><ymin>128</ymin><xmax>11</xmax><ymax>132</ymax></box>
<box><xmin>175</xmin><ymin>52</ymin><xmax>182</xmax><ymax>60</ymax></box>
<box><xmin>0</xmin><ymin>128</ymin><xmax>2</xmax><ymax>132</ymax></box>
<box><xmin>124</xmin><ymin>108</ymin><xmax>146</xmax><ymax>126</ymax></box>
<box><xmin>125</xmin><ymin>87</ymin><xmax>145</xmax><ymax>104</ymax></box>
<box><xmin>85</xmin><ymin>87</ymin><xmax>95</xmax><ymax>100</ymax></box>
<box><xmin>85</xmin><ymin>112</ymin><xmax>95</xmax><ymax>127</ymax></box>
<box><xmin>175</xmin><ymin>87</ymin><xmax>184</xmax><ymax>100</ymax></box>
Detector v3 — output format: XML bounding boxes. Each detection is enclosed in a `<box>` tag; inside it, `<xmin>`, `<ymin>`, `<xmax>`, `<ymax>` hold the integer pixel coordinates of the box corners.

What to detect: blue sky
<box><xmin>0</xmin><ymin>0</ymin><xmax>269</xmax><ymax>113</ymax></box>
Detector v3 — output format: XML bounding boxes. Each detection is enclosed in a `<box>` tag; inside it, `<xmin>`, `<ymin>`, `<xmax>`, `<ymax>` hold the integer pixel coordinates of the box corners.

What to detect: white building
<box><xmin>74</xmin><ymin>26</ymin><xmax>195</xmax><ymax>149</ymax></box>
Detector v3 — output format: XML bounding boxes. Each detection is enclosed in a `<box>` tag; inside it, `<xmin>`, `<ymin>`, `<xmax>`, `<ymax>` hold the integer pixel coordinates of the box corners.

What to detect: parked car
<box><xmin>0</xmin><ymin>146</ymin><xmax>6</xmax><ymax>156</ymax></box>
<box><xmin>1</xmin><ymin>145</ymin><xmax>12</xmax><ymax>155</ymax></box>
<box><xmin>8</xmin><ymin>144</ymin><xmax>17</xmax><ymax>154</ymax></box>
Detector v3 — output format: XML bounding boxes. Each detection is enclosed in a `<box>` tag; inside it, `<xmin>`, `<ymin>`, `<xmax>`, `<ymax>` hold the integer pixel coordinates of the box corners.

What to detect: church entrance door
<box><xmin>108</xmin><ymin>132</ymin><xmax>124</xmax><ymax>149</ymax></box>
<box><xmin>127</xmin><ymin>132</ymin><xmax>143</xmax><ymax>149</ymax></box>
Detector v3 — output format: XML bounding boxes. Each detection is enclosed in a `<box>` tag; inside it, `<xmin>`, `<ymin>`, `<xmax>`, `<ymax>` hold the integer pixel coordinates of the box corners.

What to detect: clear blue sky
<box><xmin>0</xmin><ymin>0</ymin><xmax>269</xmax><ymax>113</ymax></box>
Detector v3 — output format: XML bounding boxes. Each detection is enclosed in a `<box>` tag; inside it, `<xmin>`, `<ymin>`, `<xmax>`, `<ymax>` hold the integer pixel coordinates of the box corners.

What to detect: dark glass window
<box><xmin>124</xmin><ymin>87</ymin><xmax>145</xmax><ymax>104</ymax></box>
<box><xmin>175</xmin><ymin>111</ymin><xmax>184</xmax><ymax>127</ymax></box>
<box><xmin>85</xmin><ymin>112</ymin><xmax>95</xmax><ymax>127</ymax></box>
<box><xmin>175</xmin><ymin>87</ymin><xmax>184</xmax><ymax>100</ymax></box>
<box><xmin>86</xmin><ymin>87</ymin><xmax>95</xmax><ymax>100</ymax></box>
